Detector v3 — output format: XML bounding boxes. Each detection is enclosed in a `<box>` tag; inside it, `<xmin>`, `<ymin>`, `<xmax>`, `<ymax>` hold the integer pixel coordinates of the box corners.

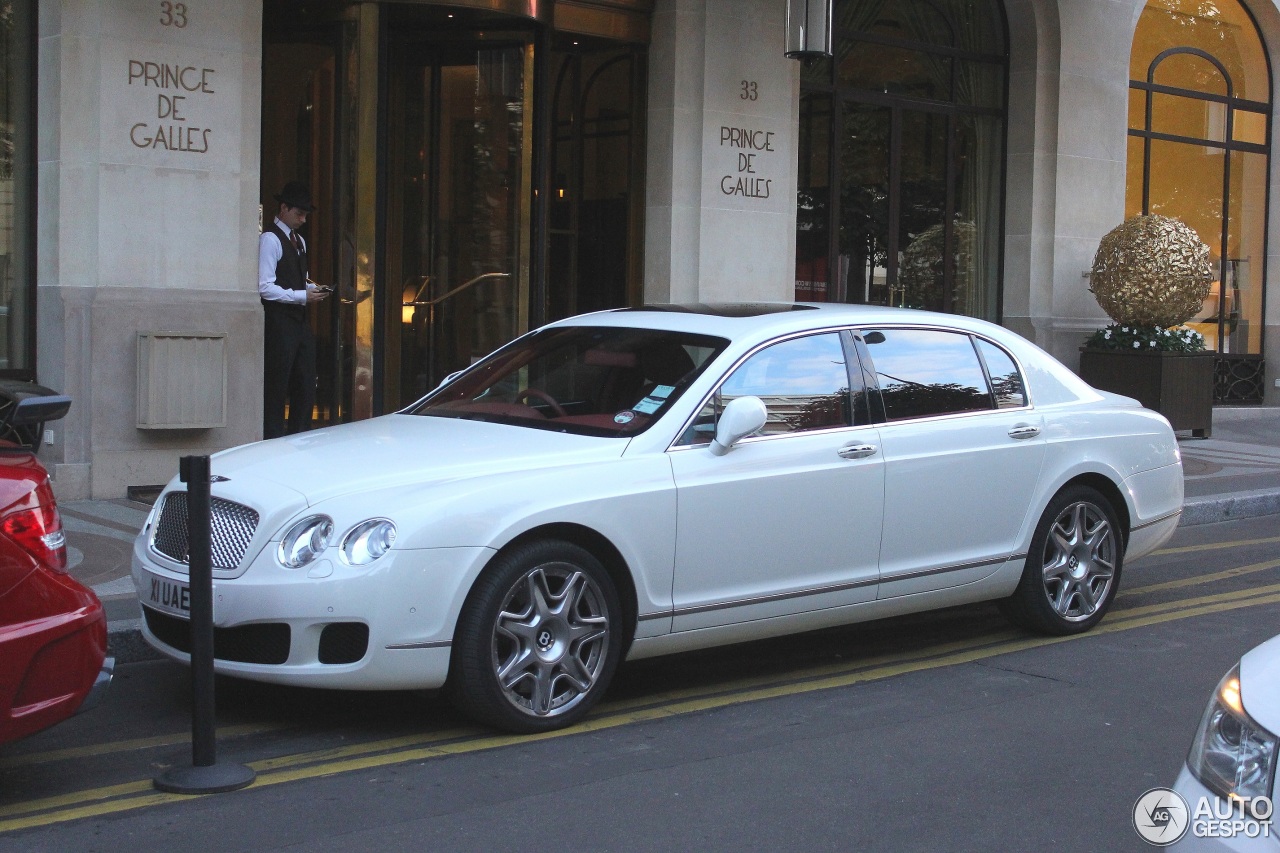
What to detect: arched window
<box><xmin>795</xmin><ymin>0</ymin><xmax>1008</xmax><ymax>321</ymax></box>
<box><xmin>1127</xmin><ymin>0</ymin><xmax>1271</xmax><ymax>401</ymax></box>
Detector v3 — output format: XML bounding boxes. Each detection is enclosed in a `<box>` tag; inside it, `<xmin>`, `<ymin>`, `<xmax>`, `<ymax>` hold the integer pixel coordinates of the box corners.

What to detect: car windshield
<box><xmin>410</xmin><ymin>326</ymin><xmax>729</xmax><ymax>437</ymax></box>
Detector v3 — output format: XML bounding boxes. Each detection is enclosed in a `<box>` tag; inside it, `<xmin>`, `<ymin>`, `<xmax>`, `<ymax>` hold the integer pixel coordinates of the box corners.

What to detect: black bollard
<box><xmin>154</xmin><ymin>455</ymin><xmax>256</xmax><ymax>794</ymax></box>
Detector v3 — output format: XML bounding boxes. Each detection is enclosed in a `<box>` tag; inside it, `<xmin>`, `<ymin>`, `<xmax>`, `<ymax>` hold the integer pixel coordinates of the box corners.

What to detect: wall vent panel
<box><xmin>137</xmin><ymin>332</ymin><xmax>228</xmax><ymax>429</ymax></box>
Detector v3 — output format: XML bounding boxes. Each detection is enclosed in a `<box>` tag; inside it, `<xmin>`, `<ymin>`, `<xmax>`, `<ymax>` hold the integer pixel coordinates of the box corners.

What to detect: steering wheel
<box><xmin>514</xmin><ymin>388</ymin><xmax>568</xmax><ymax>418</ymax></box>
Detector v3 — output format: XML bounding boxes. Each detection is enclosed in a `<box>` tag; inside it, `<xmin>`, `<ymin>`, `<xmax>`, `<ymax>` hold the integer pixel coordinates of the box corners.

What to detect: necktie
<box><xmin>291</xmin><ymin>231</ymin><xmax>303</xmax><ymax>254</ymax></box>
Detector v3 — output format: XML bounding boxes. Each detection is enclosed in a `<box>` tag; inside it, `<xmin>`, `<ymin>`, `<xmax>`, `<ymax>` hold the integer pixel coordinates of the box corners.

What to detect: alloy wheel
<box><xmin>1040</xmin><ymin>500</ymin><xmax>1117</xmax><ymax>621</ymax></box>
<box><xmin>491</xmin><ymin>563</ymin><xmax>611</xmax><ymax>718</ymax></box>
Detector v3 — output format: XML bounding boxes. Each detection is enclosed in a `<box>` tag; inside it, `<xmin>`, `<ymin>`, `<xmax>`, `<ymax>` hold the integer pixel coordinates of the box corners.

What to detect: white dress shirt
<box><xmin>258</xmin><ymin>218</ymin><xmax>315</xmax><ymax>304</ymax></box>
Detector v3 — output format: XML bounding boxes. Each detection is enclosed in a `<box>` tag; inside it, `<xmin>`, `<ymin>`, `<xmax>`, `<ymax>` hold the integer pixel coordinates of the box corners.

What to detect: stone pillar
<box><xmin>645</xmin><ymin>0</ymin><xmax>798</xmax><ymax>304</ymax></box>
<box><xmin>37</xmin><ymin>0</ymin><xmax>263</xmax><ymax>498</ymax></box>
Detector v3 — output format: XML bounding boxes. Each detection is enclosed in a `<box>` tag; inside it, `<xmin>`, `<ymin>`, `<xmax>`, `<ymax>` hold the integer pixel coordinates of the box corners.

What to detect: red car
<box><xmin>0</xmin><ymin>381</ymin><xmax>111</xmax><ymax>745</ymax></box>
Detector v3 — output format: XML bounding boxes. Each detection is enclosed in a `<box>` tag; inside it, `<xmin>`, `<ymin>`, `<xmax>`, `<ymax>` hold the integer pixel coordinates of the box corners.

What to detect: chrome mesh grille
<box><xmin>151</xmin><ymin>492</ymin><xmax>260</xmax><ymax>571</ymax></box>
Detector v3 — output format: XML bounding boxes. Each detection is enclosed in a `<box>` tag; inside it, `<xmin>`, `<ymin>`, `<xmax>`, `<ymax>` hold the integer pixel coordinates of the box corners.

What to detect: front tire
<box><xmin>1000</xmin><ymin>485</ymin><xmax>1124</xmax><ymax>635</ymax></box>
<box><xmin>448</xmin><ymin>539</ymin><xmax>623</xmax><ymax>733</ymax></box>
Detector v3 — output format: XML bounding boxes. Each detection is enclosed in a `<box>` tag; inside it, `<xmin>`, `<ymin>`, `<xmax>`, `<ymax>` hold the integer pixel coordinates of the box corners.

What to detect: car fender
<box><xmin>1014</xmin><ymin>405</ymin><xmax>1182</xmax><ymax>557</ymax></box>
<box><xmin>310</xmin><ymin>455</ymin><xmax>678</xmax><ymax>633</ymax></box>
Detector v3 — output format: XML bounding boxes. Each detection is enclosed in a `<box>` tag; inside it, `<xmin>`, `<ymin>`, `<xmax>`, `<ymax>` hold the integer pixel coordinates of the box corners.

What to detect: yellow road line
<box><xmin>1120</xmin><ymin>558</ymin><xmax>1280</xmax><ymax>598</ymax></box>
<box><xmin>4</xmin><ymin>586</ymin><xmax>1279</xmax><ymax>833</ymax></box>
<box><xmin>1150</xmin><ymin>535</ymin><xmax>1280</xmax><ymax>556</ymax></box>
<box><xmin>0</xmin><ymin>723</ymin><xmax>280</xmax><ymax>771</ymax></box>
<box><xmin>7</xmin><ymin>554</ymin><xmax>1279</xmax><ymax>781</ymax></box>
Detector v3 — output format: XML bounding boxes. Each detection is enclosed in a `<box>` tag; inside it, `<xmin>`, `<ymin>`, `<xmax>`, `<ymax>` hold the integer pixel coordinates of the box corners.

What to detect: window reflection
<box><xmin>548</xmin><ymin>47</ymin><xmax>641</xmax><ymax>322</ymax></box>
<box><xmin>975</xmin><ymin>338</ymin><xmax>1027</xmax><ymax>408</ymax></box>
<box><xmin>796</xmin><ymin>0</ymin><xmax>1007</xmax><ymax>323</ymax></box>
<box><xmin>682</xmin><ymin>333</ymin><xmax>854</xmax><ymax>445</ymax></box>
<box><xmin>1127</xmin><ymin>0</ymin><xmax>1270</xmax><ymax>360</ymax></box>
<box><xmin>863</xmin><ymin>328</ymin><xmax>996</xmax><ymax>420</ymax></box>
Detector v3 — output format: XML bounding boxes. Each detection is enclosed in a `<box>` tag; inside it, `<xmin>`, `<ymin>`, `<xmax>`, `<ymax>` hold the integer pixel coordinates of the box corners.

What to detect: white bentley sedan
<box><xmin>132</xmin><ymin>304</ymin><xmax>1183</xmax><ymax>732</ymax></box>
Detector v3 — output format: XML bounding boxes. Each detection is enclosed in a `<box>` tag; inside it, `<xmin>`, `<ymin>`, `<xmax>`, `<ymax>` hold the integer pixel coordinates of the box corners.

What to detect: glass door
<box><xmin>384</xmin><ymin>37</ymin><xmax>532</xmax><ymax>408</ymax></box>
<box><xmin>261</xmin><ymin>5</ymin><xmax>352</xmax><ymax>430</ymax></box>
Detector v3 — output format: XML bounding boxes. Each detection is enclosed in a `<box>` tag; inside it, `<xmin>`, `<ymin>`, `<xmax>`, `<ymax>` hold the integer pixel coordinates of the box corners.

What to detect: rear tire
<box><xmin>448</xmin><ymin>539</ymin><xmax>623</xmax><ymax>733</ymax></box>
<box><xmin>999</xmin><ymin>485</ymin><xmax>1123</xmax><ymax>635</ymax></box>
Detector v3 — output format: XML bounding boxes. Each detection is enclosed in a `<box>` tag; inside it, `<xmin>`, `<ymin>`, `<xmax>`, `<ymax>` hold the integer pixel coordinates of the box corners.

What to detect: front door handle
<box><xmin>838</xmin><ymin>443</ymin><xmax>879</xmax><ymax>460</ymax></box>
<box><xmin>1008</xmin><ymin>424</ymin><xmax>1041</xmax><ymax>440</ymax></box>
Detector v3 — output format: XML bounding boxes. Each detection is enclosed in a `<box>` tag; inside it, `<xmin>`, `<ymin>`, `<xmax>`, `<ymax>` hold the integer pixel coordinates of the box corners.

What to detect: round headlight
<box><xmin>278</xmin><ymin>515</ymin><xmax>334</xmax><ymax>568</ymax></box>
<box><xmin>340</xmin><ymin>519</ymin><xmax>397</xmax><ymax>566</ymax></box>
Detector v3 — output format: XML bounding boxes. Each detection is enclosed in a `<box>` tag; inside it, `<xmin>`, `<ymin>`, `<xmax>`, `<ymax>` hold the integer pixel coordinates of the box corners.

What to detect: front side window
<box><xmin>0</xmin><ymin>1</ymin><xmax>34</xmax><ymax>375</ymax></box>
<box><xmin>414</xmin><ymin>326</ymin><xmax>727</xmax><ymax>437</ymax></box>
<box><xmin>680</xmin><ymin>332</ymin><xmax>860</xmax><ymax>446</ymax></box>
<box><xmin>863</xmin><ymin>328</ymin><xmax>998</xmax><ymax>420</ymax></box>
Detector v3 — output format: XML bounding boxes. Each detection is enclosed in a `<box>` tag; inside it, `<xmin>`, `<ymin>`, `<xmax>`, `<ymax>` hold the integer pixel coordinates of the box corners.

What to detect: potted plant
<box><xmin>1078</xmin><ymin>215</ymin><xmax>1215</xmax><ymax>437</ymax></box>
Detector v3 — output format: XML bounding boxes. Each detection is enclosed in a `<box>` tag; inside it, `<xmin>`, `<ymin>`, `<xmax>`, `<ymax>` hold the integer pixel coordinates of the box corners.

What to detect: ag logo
<box><xmin>1133</xmin><ymin>787</ymin><xmax>1190</xmax><ymax>845</ymax></box>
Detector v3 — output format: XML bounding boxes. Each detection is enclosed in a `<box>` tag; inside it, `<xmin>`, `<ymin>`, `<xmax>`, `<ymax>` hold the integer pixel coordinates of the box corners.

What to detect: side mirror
<box><xmin>0</xmin><ymin>380</ymin><xmax>71</xmax><ymax>449</ymax></box>
<box><xmin>709</xmin><ymin>396</ymin><xmax>767</xmax><ymax>456</ymax></box>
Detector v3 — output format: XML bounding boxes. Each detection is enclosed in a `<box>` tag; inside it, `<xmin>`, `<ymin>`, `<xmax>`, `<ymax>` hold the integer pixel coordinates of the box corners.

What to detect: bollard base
<box><xmin>154</xmin><ymin>763</ymin><xmax>257</xmax><ymax>795</ymax></box>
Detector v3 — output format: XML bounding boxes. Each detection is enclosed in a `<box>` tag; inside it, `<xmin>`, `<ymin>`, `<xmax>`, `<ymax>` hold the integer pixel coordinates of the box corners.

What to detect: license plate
<box><xmin>148</xmin><ymin>576</ymin><xmax>191</xmax><ymax>616</ymax></box>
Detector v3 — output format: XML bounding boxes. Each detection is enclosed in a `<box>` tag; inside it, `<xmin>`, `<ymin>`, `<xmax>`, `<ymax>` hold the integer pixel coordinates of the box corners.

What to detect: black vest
<box><xmin>262</xmin><ymin>224</ymin><xmax>308</xmax><ymax>319</ymax></box>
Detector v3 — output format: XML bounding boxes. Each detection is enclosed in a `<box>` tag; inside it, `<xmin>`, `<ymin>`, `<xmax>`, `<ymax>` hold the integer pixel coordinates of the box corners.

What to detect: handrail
<box><xmin>403</xmin><ymin>272</ymin><xmax>511</xmax><ymax>308</ymax></box>
<box><xmin>404</xmin><ymin>271</ymin><xmax>514</xmax><ymax>390</ymax></box>
<box><xmin>404</xmin><ymin>275</ymin><xmax>432</xmax><ymax>306</ymax></box>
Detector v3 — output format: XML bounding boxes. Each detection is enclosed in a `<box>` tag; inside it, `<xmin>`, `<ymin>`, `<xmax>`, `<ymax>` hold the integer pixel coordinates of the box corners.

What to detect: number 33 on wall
<box><xmin>740</xmin><ymin>81</ymin><xmax>758</xmax><ymax>101</ymax></box>
<box><xmin>160</xmin><ymin>1</ymin><xmax>188</xmax><ymax>28</ymax></box>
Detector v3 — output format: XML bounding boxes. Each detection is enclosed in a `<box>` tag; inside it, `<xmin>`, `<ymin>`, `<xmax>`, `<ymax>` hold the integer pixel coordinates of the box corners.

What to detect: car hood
<box><xmin>209</xmin><ymin>414</ymin><xmax>629</xmax><ymax>507</ymax></box>
<box><xmin>1241</xmin><ymin>634</ymin><xmax>1280</xmax><ymax>735</ymax></box>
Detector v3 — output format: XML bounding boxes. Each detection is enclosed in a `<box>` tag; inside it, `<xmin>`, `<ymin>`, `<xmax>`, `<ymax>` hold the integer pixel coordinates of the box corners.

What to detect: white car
<box><xmin>132</xmin><ymin>303</ymin><xmax>1183</xmax><ymax>732</ymax></box>
<box><xmin>1168</xmin><ymin>635</ymin><xmax>1280</xmax><ymax>850</ymax></box>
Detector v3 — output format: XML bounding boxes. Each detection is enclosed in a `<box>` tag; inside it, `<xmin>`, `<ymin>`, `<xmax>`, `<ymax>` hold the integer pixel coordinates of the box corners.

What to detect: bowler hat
<box><xmin>274</xmin><ymin>181</ymin><xmax>315</xmax><ymax>212</ymax></box>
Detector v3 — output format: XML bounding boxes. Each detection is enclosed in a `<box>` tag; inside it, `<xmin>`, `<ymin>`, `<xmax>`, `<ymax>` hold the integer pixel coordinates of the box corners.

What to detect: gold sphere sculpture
<box><xmin>1089</xmin><ymin>215</ymin><xmax>1213</xmax><ymax>327</ymax></box>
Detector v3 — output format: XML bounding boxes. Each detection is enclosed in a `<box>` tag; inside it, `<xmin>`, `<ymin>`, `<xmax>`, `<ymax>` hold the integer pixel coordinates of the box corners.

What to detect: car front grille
<box><xmin>151</xmin><ymin>491</ymin><xmax>261</xmax><ymax>571</ymax></box>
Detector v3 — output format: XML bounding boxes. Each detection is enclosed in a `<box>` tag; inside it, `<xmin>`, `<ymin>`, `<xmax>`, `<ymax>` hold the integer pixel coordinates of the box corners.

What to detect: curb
<box><xmin>106</xmin><ymin>488</ymin><xmax>1280</xmax><ymax>666</ymax></box>
<box><xmin>1180</xmin><ymin>488</ymin><xmax>1280</xmax><ymax>527</ymax></box>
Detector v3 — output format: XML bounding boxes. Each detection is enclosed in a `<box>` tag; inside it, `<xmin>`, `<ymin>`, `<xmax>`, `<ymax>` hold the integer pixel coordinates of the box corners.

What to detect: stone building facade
<box><xmin>9</xmin><ymin>0</ymin><xmax>1277</xmax><ymax>498</ymax></box>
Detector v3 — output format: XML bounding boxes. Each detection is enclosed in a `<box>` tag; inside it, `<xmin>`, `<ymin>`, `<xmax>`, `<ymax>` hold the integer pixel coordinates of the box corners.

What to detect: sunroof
<box><xmin>620</xmin><ymin>303</ymin><xmax>817</xmax><ymax>317</ymax></box>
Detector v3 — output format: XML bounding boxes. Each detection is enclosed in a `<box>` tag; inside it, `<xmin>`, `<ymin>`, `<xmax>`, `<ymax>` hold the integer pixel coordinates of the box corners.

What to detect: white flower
<box><xmin>1104</xmin><ymin>330</ymin><xmax>1112</xmax><ymax>339</ymax></box>
<box><xmin>1133</xmin><ymin>341</ymin><xmax>1141</xmax><ymax>348</ymax></box>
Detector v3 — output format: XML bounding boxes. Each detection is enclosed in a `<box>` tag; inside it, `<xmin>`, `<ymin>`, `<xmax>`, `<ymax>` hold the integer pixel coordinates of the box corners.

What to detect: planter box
<box><xmin>1078</xmin><ymin>349</ymin><xmax>1214</xmax><ymax>437</ymax></box>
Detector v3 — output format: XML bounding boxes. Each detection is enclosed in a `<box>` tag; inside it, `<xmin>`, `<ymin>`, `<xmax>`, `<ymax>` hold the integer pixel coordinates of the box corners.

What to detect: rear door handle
<box><xmin>1008</xmin><ymin>424</ymin><xmax>1041</xmax><ymax>440</ymax></box>
<box><xmin>838</xmin><ymin>443</ymin><xmax>879</xmax><ymax>460</ymax></box>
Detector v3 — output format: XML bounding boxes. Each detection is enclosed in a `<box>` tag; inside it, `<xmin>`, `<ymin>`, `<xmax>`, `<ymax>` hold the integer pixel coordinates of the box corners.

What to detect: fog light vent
<box><xmin>319</xmin><ymin>623</ymin><xmax>369</xmax><ymax>664</ymax></box>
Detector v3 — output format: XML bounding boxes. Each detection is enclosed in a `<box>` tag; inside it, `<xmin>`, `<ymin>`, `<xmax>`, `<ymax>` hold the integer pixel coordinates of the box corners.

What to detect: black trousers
<box><xmin>262</xmin><ymin>309</ymin><xmax>316</xmax><ymax>439</ymax></box>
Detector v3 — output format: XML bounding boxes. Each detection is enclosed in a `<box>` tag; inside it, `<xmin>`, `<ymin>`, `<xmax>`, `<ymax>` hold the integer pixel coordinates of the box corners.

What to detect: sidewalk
<box><xmin>60</xmin><ymin>406</ymin><xmax>1280</xmax><ymax>665</ymax></box>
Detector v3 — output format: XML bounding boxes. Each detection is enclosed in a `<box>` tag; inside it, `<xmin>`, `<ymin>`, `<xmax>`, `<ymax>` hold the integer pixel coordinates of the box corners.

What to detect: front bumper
<box><xmin>132</xmin><ymin>536</ymin><xmax>495</xmax><ymax>691</ymax></box>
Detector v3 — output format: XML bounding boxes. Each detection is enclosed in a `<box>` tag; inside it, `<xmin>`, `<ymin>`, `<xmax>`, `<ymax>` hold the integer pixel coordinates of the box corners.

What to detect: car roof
<box><xmin>549</xmin><ymin>302</ymin><xmax>1015</xmax><ymax>343</ymax></box>
<box><xmin>544</xmin><ymin>302</ymin><xmax>1096</xmax><ymax>407</ymax></box>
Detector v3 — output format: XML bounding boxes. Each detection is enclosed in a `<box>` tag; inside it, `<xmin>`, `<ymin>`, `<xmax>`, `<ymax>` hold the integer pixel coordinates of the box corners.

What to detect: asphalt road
<box><xmin>3</xmin><ymin>514</ymin><xmax>1280</xmax><ymax>852</ymax></box>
